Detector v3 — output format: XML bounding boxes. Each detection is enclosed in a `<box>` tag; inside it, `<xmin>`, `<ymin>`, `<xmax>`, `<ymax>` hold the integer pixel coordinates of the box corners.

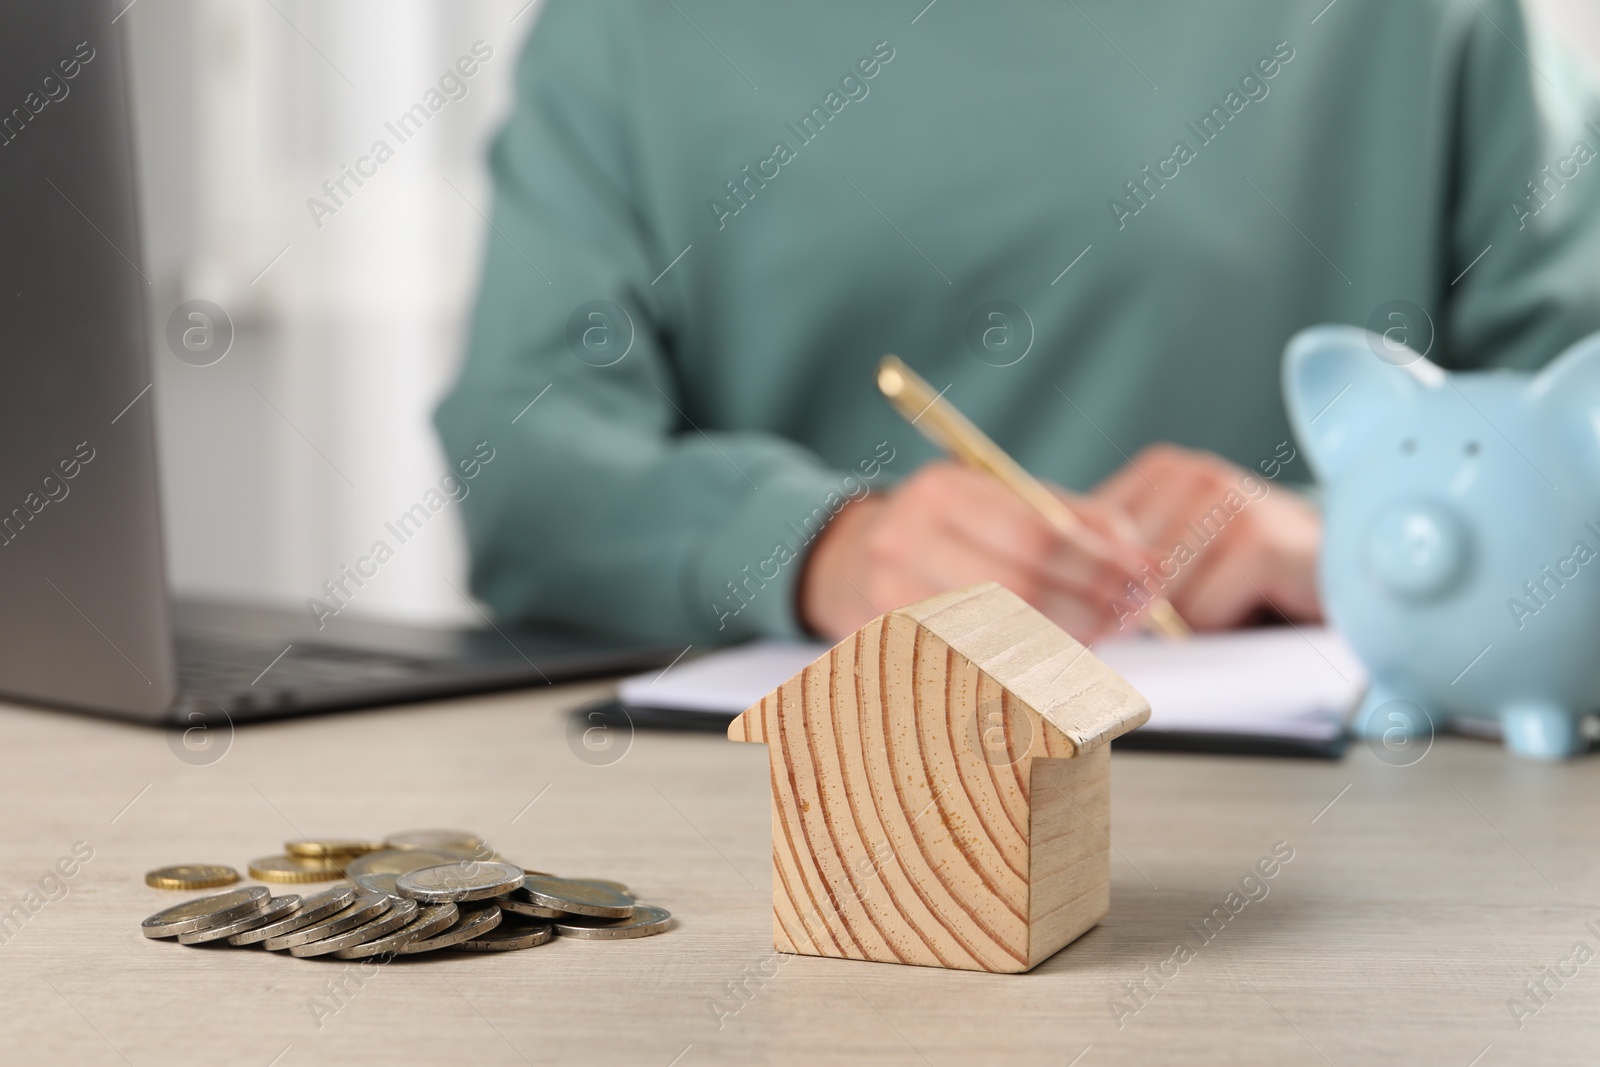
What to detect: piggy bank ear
<box><xmin>1282</xmin><ymin>325</ymin><xmax>1440</xmax><ymax>482</ymax></box>
<box><xmin>1528</xmin><ymin>330</ymin><xmax>1600</xmax><ymax>415</ymax></box>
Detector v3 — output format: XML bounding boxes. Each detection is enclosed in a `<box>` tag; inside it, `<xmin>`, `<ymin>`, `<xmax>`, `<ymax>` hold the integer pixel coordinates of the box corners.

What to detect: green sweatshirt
<box><xmin>435</xmin><ymin>0</ymin><xmax>1600</xmax><ymax>645</ymax></box>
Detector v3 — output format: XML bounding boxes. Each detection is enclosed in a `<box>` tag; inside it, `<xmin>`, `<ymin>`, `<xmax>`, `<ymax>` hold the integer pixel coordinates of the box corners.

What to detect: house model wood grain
<box><xmin>727</xmin><ymin>581</ymin><xmax>1150</xmax><ymax>973</ymax></box>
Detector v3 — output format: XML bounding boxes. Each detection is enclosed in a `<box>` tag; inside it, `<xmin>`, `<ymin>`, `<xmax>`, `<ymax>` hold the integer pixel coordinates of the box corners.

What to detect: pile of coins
<box><xmin>140</xmin><ymin>829</ymin><xmax>671</xmax><ymax>959</ymax></box>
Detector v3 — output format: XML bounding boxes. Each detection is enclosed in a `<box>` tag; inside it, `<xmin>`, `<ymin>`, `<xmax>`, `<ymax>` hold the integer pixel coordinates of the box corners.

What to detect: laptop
<box><xmin>0</xmin><ymin>2</ymin><xmax>675</xmax><ymax>726</ymax></box>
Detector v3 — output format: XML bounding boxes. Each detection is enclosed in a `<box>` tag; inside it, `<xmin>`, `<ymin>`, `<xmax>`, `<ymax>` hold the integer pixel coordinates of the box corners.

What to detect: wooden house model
<box><xmin>728</xmin><ymin>582</ymin><xmax>1150</xmax><ymax>973</ymax></box>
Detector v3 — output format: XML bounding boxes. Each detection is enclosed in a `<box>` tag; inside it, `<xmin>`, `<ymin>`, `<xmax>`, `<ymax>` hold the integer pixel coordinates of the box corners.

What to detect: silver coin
<box><xmin>335</xmin><ymin>903</ymin><xmax>459</xmax><ymax>959</ymax></box>
<box><xmin>141</xmin><ymin>886</ymin><xmax>271</xmax><ymax>939</ymax></box>
<box><xmin>552</xmin><ymin>904</ymin><xmax>672</xmax><ymax>941</ymax></box>
<box><xmin>494</xmin><ymin>895</ymin><xmax>566</xmax><ymax>920</ymax></box>
<box><xmin>263</xmin><ymin>892</ymin><xmax>390</xmax><ymax>951</ymax></box>
<box><xmin>351</xmin><ymin>871</ymin><xmax>400</xmax><ymax>898</ymax></box>
<box><xmin>521</xmin><ymin>874</ymin><xmax>634</xmax><ymax>918</ymax></box>
<box><xmin>509</xmin><ymin>877</ymin><xmax>632</xmax><ymax>912</ymax></box>
<box><xmin>290</xmin><ymin>898</ymin><xmax>418</xmax><ymax>958</ymax></box>
<box><xmin>454</xmin><ymin>917</ymin><xmax>552</xmax><ymax>952</ymax></box>
<box><xmin>344</xmin><ymin>847</ymin><xmax>477</xmax><ymax>880</ymax></box>
<box><xmin>179</xmin><ymin>895</ymin><xmax>300</xmax><ymax>945</ymax></box>
<box><xmin>396</xmin><ymin>861</ymin><xmax>525</xmax><ymax>903</ymax></box>
<box><xmin>400</xmin><ymin>905</ymin><xmax>502</xmax><ymax>954</ymax></box>
<box><xmin>229</xmin><ymin>885</ymin><xmax>356</xmax><ymax>945</ymax></box>
<box><xmin>383</xmin><ymin>829</ymin><xmax>485</xmax><ymax>852</ymax></box>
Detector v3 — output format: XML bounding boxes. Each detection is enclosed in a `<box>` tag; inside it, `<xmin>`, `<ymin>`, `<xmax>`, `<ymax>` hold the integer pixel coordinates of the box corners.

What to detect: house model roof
<box><xmin>728</xmin><ymin>582</ymin><xmax>1150</xmax><ymax>757</ymax></box>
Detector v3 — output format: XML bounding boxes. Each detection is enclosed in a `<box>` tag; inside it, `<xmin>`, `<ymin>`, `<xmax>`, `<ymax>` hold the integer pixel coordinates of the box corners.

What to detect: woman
<box><xmin>437</xmin><ymin>0</ymin><xmax>1600</xmax><ymax>644</ymax></box>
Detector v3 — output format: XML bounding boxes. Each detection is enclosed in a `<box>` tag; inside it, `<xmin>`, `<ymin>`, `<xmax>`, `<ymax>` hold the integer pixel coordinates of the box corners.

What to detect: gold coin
<box><xmin>285</xmin><ymin>839</ymin><xmax>384</xmax><ymax>859</ymax></box>
<box><xmin>247</xmin><ymin>854</ymin><xmax>346</xmax><ymax>884</ymax></box>
<box><xmin>145</xmin><ymin>864</ymin><xmax>240</xmax><ymax>891</ymax></box>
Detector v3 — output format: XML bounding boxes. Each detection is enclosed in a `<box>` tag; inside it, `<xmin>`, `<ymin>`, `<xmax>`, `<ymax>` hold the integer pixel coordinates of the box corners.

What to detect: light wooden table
<box><xmin>1</xmin><ymin>680</ymin><xmax>1597</xmax><ymax>1066</ymax></box>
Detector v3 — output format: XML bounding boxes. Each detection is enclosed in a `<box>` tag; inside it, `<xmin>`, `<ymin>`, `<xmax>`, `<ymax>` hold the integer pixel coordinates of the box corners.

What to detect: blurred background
<box><xmin>122</xmin><ymin>0</ymin><xmax>1600</xmax><ymax>627</ymax></box>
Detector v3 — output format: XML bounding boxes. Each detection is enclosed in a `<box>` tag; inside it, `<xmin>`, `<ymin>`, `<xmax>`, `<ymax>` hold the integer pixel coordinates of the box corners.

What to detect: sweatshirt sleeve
<box><xmin>434</xmin><ymin>1</ymin><xmax>844</xmax><ymax>645</ymax></box>
<box><xmin>1442</xmin><ymin>0</ymin><xmax>1600</xmax><ymax>369</ymax></box>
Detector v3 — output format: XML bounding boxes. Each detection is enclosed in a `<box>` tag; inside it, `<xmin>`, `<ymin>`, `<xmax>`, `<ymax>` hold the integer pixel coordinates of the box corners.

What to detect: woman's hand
<box><xmin>1092</xmin><ymin>444</ymin><xmax>1322</xmax><ymax>630</ymax></box>
<box><xmin>799</xmin><ymin>461</ymin><xmax>1156</xmax><ymax>642</ymax></box>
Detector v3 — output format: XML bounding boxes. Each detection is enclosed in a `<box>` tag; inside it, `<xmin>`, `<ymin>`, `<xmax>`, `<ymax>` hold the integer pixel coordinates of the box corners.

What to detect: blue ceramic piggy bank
<box><xmin>1284</xmin><ymin>324</ymin><xmax>1600</xmax><ymax>759</ymax></box>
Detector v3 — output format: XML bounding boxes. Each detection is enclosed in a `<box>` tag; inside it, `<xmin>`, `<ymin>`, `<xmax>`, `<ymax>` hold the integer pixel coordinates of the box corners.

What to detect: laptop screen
<box><xmin>0</xmin><ymin>1</ymin><xmax>177</xmax><ymax>719</ymax></box>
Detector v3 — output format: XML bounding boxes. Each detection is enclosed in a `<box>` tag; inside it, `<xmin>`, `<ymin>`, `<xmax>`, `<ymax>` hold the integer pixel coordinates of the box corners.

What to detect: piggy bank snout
<box><xmin>1363</xmin><ymin>501</ymin><xmax>1471</xmax><ymax>600</ymax></box>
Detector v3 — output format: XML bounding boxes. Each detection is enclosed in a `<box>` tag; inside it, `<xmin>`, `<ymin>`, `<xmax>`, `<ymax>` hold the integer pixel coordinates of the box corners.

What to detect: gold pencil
<box><xmin>875</xmin><ymin>354</ymin><xmax>1191</xmax><ymax>641</ymax></box>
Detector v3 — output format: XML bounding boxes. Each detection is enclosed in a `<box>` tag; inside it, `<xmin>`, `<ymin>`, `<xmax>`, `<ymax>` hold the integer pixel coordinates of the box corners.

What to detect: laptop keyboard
<box><xmin>175</xmin><ymin>632</ymin><xmax>433</xmax><ymax>713</ymax></box>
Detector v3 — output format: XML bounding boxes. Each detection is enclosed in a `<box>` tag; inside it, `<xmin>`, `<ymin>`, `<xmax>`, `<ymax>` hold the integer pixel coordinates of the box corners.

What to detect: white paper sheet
<box><xmin>619</xmin><ymin>642</ymin><xmax>828</xmax><ymax>715</ymax></box>
<box><xmin>618</xmin><ymin>627</ymin><xmax>1367</xmax><ymax>742</ymax></box>
<box><xmin>1092</xmin><ymin>626</ymin><xmax>1366</xmax><ymax>740</ymax></box>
